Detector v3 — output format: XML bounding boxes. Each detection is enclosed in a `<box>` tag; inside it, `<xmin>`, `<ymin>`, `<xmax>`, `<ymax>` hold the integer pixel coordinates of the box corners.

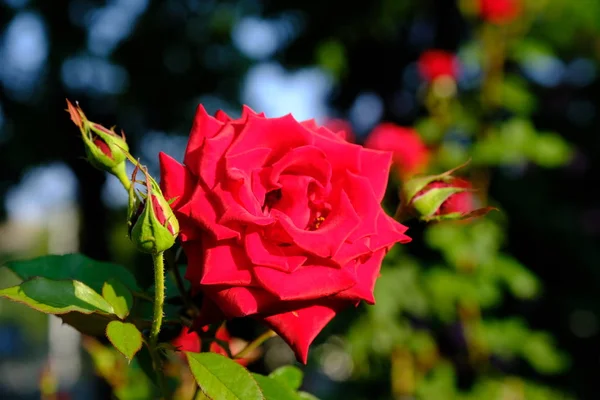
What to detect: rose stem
<box><xmin>149</xmin><ymin>251</ymin><xmax>169</xmax><ymax>398</ymax></box>
<box><xmin>233</xmin><ymin>330</ymin><xmax>277</xmax><ymax>360</ymax></box>
<box><xmin>113</xmin><ymin>163</ymin><xmax>132</xmax><ymax>191</ymax></box>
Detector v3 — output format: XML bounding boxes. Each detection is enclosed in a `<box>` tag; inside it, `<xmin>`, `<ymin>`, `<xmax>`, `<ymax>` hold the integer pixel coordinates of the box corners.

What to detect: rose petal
<box><xmin>358</xmin><ymin>148</ymin><xmax>393</xmax><ymax>202</ymax></box>
<box><xmin>335</xmin><ymin>249</ymin><xmax>387</xmax><ymax>304</ymax></box>
<box><xmin>177</xmin><ymin>184</ymin><xmax>239</xmax><ymax>241</ymax></box>
<box><xmin>311</xmin><ymin>134</ymin><xmax>362</xmax><ymax>180</ymax></box>
<box><xmin>272</xmin><ymin>189</ymin><xmax>361</xmax><ymax>258</ymax></box>
<box><xmin>214</xmin><ymin>182</ymin><xmax>275</xmax><ymax>227</ymax></box>
<box><xmin>252</xmin><ymin>264</ymin><xmax>357</xmax><ymax>301</ymax></box>
<box><xmin>300</xmin><ymin>119</ymin><xmax>319</xmax><ymax>131</ymax></box>
<box><xmin>272</xmin><ymin>175</ymin><xmax>313</xmax><ymax>229</ymax></box>
<box><xmin>343</xmin><ymin>171</ymin><xmax>380</xmax><ymax>241</ymax></box>
<box><xmin>244</xmin><ymin>231</ymin><xmax>307</xmax><ymax>272</ymax></box>
<box><xmin>227</xmin><ymin>114</ymin><xmax>314</xmax><ymax>165</ymax></box>
<box><xmin>259</xmin><ymin>300</ymin><xmax>348</xmax><ymax>363</ymax></box>
<box><xmin>225</xmin><ymin>147</ymin><xmax>272</xmax><ymax>182</ymax></box>
<box><xmin>240</xmin><ymin>105</ymin><xmax>265</xmax><ymax>120</ymax></box>
<box><xmin>184</xmin><ymin>105</ymin><xmax>225</xmax><ymax>170</ymax></box>
<box><xmin>203</xmin><ymin>285</ymin><xmax>278</xmax><ymax>317</ymax></box>
<box><xmin>269</xmin><ymin>145</ymin><xmax>331</xmax><ymax>189</ymax></box>
<box><xmin>214</xmin><ymin>109</ymin><xmax>232</xmax><ymax>123</ymax></box>
<box><xmin>331</xmin><ymin>238</ymin><xmax>371</xmax><ymax>267</ymax></box>
<box><xmin>198</xmin><ymin>124</ymin><xmax>237</xmax><ymax>188</ymax></box>
<box><xmin>159</xmin><ymin>152</ymin><xmax>194</xmax><ymax>210</ymax></box>
<box><xmin>225</xmin><ymin>168</ymin><xmax>264</xmax><ymax>215</ymax></box>
<box><xmin>184</xmin><ymin>240</ymin><xmax>255</xmax><ymax>287</ymax></box>
<box><xmin>368</xmin><ymin>212</ymin><xmax>411</xmax><ymax>251</ymax></box>
<box><xmin>172</xmin><ymin>329</ymin><xmax>201</xmax><ymax>353</ymax></box>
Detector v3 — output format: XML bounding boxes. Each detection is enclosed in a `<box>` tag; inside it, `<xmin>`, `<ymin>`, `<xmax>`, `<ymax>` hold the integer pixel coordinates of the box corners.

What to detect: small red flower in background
<box><xmin>479</xmin><ymin>0</ymin><xmax>521</xmax><ymax>24</ymax></box>
<box><xmin>172</xmin><ymin>325</ymin><xmax>256</xmax><ymax>366</ymax></box>
<box><xmin>364</xmin><ymin>123</ymin><xmax>430</xmax><ymax>179</ymax></box>
<box><xmin>323</xmin><ymin>118</ymin><xmax>355</xmax><ymax>143</ymax></box>
<box><xmin>417</xmin><ymin>50</ymin><xmax>460</xmax><ymax>82</ymax></box>
<box><xmin>172</xmin><ymin>328</ymin><xmax>201</xmax><ymax>353</ymax></box>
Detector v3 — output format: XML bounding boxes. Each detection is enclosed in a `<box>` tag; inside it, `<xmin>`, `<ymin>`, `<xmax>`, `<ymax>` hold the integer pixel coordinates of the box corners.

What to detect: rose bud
<box><xmin>66</xmin><ymin>100</ymin><xmax>129</xmax><ymax>180</ymax></box>
<box><xmin>401</xmin><ymin>166</ymin><xmax>495</xmax><ymax>221</ymax></box>
<box><xmin>364</xmin><ymin>123</ymin><xmax>430</xmax><ymax>179</ymax></box>
<box><xmin>479</xmin><ymin>0</ymin><xmax>521</xmax><ymax>25</ymax></box>
<box><xmin>128</xmin><ymin>164</ymin><xmax>179</xmax><ymax>254</ymax></box>
<box><xmin>417</xmin><ymin>50</ymin><xmax>460</xmax><ymax>83</ymax></box>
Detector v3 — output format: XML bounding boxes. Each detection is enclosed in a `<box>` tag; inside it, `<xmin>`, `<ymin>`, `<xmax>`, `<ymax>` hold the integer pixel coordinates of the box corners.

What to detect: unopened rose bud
<box><xmin>128</xmin><ymin>164</ymin><xmax>179</xmax><ymax>254</ymax></box>
<box><xmin>66</xmin><ymin>100</ymin><xmax>129</xmax><ymax>181</ymax></box>
<box><xmin>400</xmin><ymin>164</ymin><xmax>495</xmax><ymax>221</ymax></box>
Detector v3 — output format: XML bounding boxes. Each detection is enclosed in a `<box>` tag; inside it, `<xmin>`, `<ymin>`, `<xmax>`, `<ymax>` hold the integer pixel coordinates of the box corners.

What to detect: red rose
<box><xmin>172</xmin><ymin>325</ymin><xmax>254</xmax><ymax>365</ymax></box>
<box><xmin>417</xmin><ymin>50</ymin><xmax>460</xmax><ymax>82</ymax></box>
<box><xmin>323</xmin><ymin>118</ymin><xmax>355</xmax><ymax>143</ymax></box>
<box><xmin>172</xmin><ymin>328</ymin><xmax>202</xmax><ymax>353</ymax></box>
<box><xmin>479</xmin><ymin>0</ymin><xmax>521</xmax><ymax>24</ymax></box>
<box><xmin>364</xmin><ymin>123</ymin><xmax>429</xmax><ymax>179</ymax></box>
<box><xmin>159</xmin><ymin>105</ymin><xmax>410</xmax><ymax>362</ymax></box>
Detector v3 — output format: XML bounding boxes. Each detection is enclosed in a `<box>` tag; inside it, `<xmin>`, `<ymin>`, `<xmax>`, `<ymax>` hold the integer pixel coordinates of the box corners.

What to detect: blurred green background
<box><xmin>1</xmin><ymin>0</ymin><xmax>599</xmax><ymax>399</ymax></box>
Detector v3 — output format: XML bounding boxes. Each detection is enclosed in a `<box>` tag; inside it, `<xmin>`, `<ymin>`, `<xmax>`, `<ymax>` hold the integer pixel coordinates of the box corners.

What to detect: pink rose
<box><xmin>159</xmin><ymin>105</ymin><xmax>410</xmax><ymax>362</ymax></box>
<box><xmin>364</xmin><ymin>123</ymin><xmax>430</xmax><ymax>179</ymax></box>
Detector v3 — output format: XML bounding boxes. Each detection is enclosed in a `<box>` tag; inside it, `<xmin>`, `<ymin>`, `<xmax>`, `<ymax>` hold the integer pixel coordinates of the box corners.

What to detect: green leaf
<box><xmin>0</xmin><ymin>277</ymin><xmax>114</xmax><ymax>315</ymax></box>
<box><xmin>5</xmin><ymin>254</ymin><xmax>140</xmax><ymax>293</ymax></box>
<box><xmin>268</xmin><ymin>365</ymin><xmax>303</xmax><ymax>391</ymax></box>
<box><xmin>102</xmin><ymin>278</ymin><xmax>133</xmax><ymax>319</ymax></box>
<box><xmin>252</xmin><ymin>374</ymin><xmax>299</xmax><ymax>400</ymax></box>
<box><xmin>60</xmin><ymin>311</ymin><xmax>116</xmax><ymax>337</ymax></box>
<box><xmin>106</xmin><ymin>321</ymin><xmax>143</xmax><ymax>362</ymax></box>
<box><xmin>186</xmin><ymin>352</ymin><xmax>264</xmax><ymax>400</ymax></box>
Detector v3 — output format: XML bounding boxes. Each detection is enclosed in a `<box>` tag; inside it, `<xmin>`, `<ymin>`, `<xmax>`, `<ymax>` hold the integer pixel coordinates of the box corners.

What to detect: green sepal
<box><xmin>128</xmin><ymin>163</ymin><xmax>179</xmax><ymax>254</ymax></box>
<box><xmin>402</xmin><ymin>160</ymin><xmax>470</xmax><ymax>201</ymax></box>
<box><xmin>412</xmin><ymin>186</ymin><xmax>467</xmax><ymax>218</ymax></box>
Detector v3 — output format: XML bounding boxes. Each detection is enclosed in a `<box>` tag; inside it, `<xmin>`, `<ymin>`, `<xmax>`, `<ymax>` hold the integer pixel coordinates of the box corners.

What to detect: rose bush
<box><xmin>159</xmin><ymin>105</ymin><xmax>410</xmax><ymax>362</ymax></box>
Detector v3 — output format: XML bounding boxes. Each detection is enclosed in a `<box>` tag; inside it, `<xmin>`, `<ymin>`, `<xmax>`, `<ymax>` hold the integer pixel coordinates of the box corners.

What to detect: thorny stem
<box><xmin>149</xmin><ymin>251</ymin><xmax>169</xmax><ymax>399</ymax></box>
<box><xmin>150</xmin><ymin>252</ymin><xmax>166</xmax><ymax>347</ymax></box>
